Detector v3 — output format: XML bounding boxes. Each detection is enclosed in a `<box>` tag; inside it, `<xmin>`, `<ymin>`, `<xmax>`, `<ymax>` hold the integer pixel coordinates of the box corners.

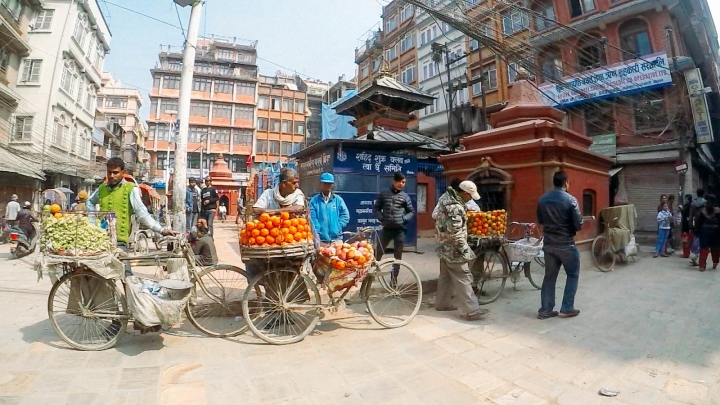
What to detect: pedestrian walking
<box><xmin>185</xmin><ymin>178</ymin><xmax>201</xmax><ymax>232</ymax></box>
<box><xmin>693</xmin><ymin>194</ymin><xmax>720</xmax><ymax>271</ymax></box>
<box><xmin>201</xmin><ymin>176</ymin><xmax>219</xmax><ymax>236</ymax></box>
<box><xmin>373</xmin><ymin>172</ymin><xmax>415</xmax><ymax>285</ymax></box>
<box><xmin>536</xmin><ymin>171</ymin><xmax>583</xmax><ymax>319</ymax></box>
<box><xmin>433</xmin><ymin>181</ymin><xmax>488</xmax><ymax>320</ymax></box>
<box><xmin>5</xmin><ymin>194</ymin><xmax>20</xmax><ymax>227</ymax></box>
<box><xmin>219</xmin><ymin>203</ymin><xmax>227</xmax><ymax>222</ymax></box>
<box><xmin>679</xmin><ymin>194</ymin><xmax>694</xmax><ymax>258</ymax></box>
<box><xmin>655</xmin><ymin>203</ymin><xmax>672</xmax><ymax>258</ymax></box>
<box><xmin>666</xmin><ymin>194</ymin><xmax>677</xmax><ymax>252</ymax></box>
<box><xmin>308</xmin><ymin>173</ymin><xmax>349</xmax><ymax>243</ymax></box>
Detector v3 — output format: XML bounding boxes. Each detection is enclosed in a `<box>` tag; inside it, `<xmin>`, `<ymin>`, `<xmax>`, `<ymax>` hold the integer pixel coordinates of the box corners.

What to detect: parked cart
<box><xmin>592</xmin><ymin>204</ymin><xmax>639</xmax><ymax>272</ymax></box>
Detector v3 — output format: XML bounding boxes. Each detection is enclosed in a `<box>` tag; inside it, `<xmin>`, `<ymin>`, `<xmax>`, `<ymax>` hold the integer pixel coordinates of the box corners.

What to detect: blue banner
<box><xmin>334</xmin><ymin>148</ymin><xmax>417</xmax><ymax>177</ymax></box>
<box><xmin>338</xmin><ymin>191</ymin><xmax>417</xmax><ymax>247</ymax></box>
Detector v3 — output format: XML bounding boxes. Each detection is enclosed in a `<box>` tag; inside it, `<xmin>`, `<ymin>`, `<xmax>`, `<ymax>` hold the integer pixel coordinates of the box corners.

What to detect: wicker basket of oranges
<box><xmin>467</xmin><ymin>210</ymin><xmax>508</xmax><ymax>240</ymax></box>
<box><xmin>238</xmin><ymin>208</ymin><xmax>314</xmax><ymax>260</ymax></box>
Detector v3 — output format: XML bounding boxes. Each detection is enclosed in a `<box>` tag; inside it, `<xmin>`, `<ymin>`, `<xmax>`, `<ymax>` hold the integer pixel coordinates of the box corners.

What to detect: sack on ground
<box><xmin>125</xmin><ymin>276</ymin><xmax>190</xmax><ymax>327</ymax></box>
<box><xmin>624</xmin><ymin>235</ymin><xmax>638</xmax><ymax>257</ymax></box>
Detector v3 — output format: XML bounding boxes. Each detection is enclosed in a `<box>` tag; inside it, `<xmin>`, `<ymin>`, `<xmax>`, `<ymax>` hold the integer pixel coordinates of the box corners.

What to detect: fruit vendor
<box><xmin>87</xmin><ymin>158</ymin><xmax>175</xmax><ymax>275</ymax></box>
<box><xmin>431</xmin><ymin>178</ymin><xmax>480</xmax><ymax>219</ymax></box>
<box><xmin>253</xmin><ymin>167</ymin><xmax>305</xmax><ymax>212</ymax></box>
<box><xmin>434</xmin><ymin>180</ymin><xmax>488</xmax><ymax>321</ymax></box>
<box><xmin>309</xmin><ymin>173</ymin><xmax>349</xmax><ymax>243</ymax></box>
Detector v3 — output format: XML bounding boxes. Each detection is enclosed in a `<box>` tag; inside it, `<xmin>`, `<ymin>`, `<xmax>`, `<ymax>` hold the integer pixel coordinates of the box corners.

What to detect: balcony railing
<box><xmin>355</xmin><ymin>30</ymin><xmax>382</xmax><ymax>61</ymax></box>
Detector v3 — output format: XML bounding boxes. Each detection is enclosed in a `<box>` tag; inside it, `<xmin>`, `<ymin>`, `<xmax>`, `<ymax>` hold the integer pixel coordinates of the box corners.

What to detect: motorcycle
<box><xmin>0</xmin><ymin>219</ymin><xmax>10</xmax><ymax>244</ymax></box>
<box><xmin>9</xmin><ymin>225</ymin><xmax>37</xmax><ymax>259</ymax></box>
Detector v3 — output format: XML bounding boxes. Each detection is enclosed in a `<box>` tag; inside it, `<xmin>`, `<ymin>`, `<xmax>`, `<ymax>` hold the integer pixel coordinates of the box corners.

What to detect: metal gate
<box><xmin>624</xmin><ymin>163</ymin><xmax>678</xmax><ymax>233</ymax></box>
<box><xmin>418</xmin><ymin>161</ymin><xmax>445</xmax><ymax>210</ymax></box>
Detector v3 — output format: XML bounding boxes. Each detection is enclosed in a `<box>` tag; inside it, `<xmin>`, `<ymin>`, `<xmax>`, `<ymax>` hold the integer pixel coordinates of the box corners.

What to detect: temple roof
<box><xmin>208</xmin><ymin>154</ymin><xmax>240</xmax><ymax>188</ymax></box>
<box><xmin>356</xmin><ymin>129</ymin><xmax>449</xmax><ymax>151</ymax></box>
<box><xmin>334</xmin><ymin>73</ymin><xmax>435</xmax><ymax>118</ymax></box>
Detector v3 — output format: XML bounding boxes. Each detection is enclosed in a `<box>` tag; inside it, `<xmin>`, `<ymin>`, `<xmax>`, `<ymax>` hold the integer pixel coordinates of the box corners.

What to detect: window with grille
<box><xmin>401</xmin><ymin>34</ymin><xmax>414</xmax><ymax>53</ymax></box>
<box><xmin>633</xmin><ymin>89</ymin><xmax>667</xmax><ymax>131</ymax></box>
<box><xmin>281</xmin><ymin>120</ymin><xmax>292</xmax><ymax>133</ymax></box>
<box><xmin>484</xmin><ymin>63</ymin><xmax>498</xmax><ymax>90</ymax></box>
<box><xmin>577</xmin><ymin>35</ymin><xmax>607</xmax><ymax>71</ymax></box>
<box><xmin>213</xmin><ymin>128</ymin><xmax>230</xmax><ymax>144</ymax></box>
<box><xmin>385</xmin><ymin>14</ymin><xmax>398</xmax><ymax>32</ymax></box>
<box><xmin>258</xmin><ymin>96</ymin><xmax>269</xmax><ymax>109</ymax></box>
<box><xmin>232</xmin><ymin>129</ymin><xmax>252</xmax><ymax>145</ymax></box>
<box><xmin>163</xmin><ymin>75</ymin><xmax>180</xmax><ymax>89</ymax></box>
<box><xmin>295</xmin><ymin>100</ymin><xmax>305</xmax><ymax>113</ymax></box>
<box><xmin>161</xmin><ymin>98</ymin><xmax>178</xmax><ymax>113</ymax></box>
<box><xmin>214</xmin><ymin>80</ymin><xmax>233</xmax><ymax>94</ymax></box>
<box><xmin>237</xmin><ymin>81</ymin><xmax>254</xmax><ymax>95</ymax></box>
<box><xmin>192</xmin><ymin>78</ymin><xmax>211</xmax><ymax>91</ymax></box>
<box><xmin>294</xmin><ymin>121</ymin><xmax>305</xmax><ymax>134</ymax></box>
<box><xmin>269</xmin><ymin>140</ymin><xmax>280</xmax><ymax>154</ymax></box>
<box><xmin>582</xmin><ymin>189</ymin><xmax>596</xmax><ymax>217</ymax></box>
<box><xmin>568</xmin><ymin>0</ymin><xmax>595</xmax><ymax>18</ymax></box>
<box><xmin>282</xmin><ymin>99</ymin><xmax>293</xmax><ymax>112</ymax></box>
<box><xmin>281</xmin><ymin>141</ymin><xmax>293</xmax><ymax>156</ymax></box>
<box><xmin>235</xmin><ymin>105</ymin><xmax>253</xmax><ymax>120</ymax></box>
<box><xmin>532</xmin><ymin>1</ymin><xmax>556</xmax><ymax>32</ymax></box>
<box><xmin>191</xmin><ymin>101</ymin><xmax>210</xmax><ymax>117</ymax></box>
<box><xmin>105</xmin><ymin>97</ymin><xmax>127</xmax><ymax>108</ymax></box>
<box><xmin>270</xmin><ymin>119</ymin><xmax>281</xmax><ymax>132</ymax></box>
<box><xmin>73</xmin><ymin>13</ymin><xmax>88</xmax><ymax>46</ymax></box>
<box><xmin>21</xmin><ymin>59</ymin><xmax>42</xmax><ymax>83</ymax></box>
<box><xmin>12</xmin><ymin>116</ymin><xmax>32</xmax><ymax>141</ymax></box>
<box><xmin>619</xmin><ymin>19</ymin><xmax>653</xmax><ymax>60</ymax></box>
<box><xmin>502</xmin><ymin>11</ymin><xmax>528</xmax><ymax>36</ymax></box>
<box><xmin>212</xmin><ymin>103</ymin><xmax>232</xmax><ymax>119</ymax></box>
<box><xmin>256</xmin><ymin>139</ymin><xmax>268</xmax><ymax>153</ymax></box>
<box><xmin>401</xmin><ymin>64</ymin><xmax>415</xmax><ymax>84</ymax></box>
<box><xmin>188</xmin><ymin>126</ymin><xmax>208</xmax><ymax>142</ymax></box>
<box><xmin>401</xmin><ymin>4</ymin><xmax>413</xmax><ymax>21</ymax></box>
<box><xmin>257</xmin><ymin>118</ymin><xmax>268</xmax><ymax>130</ymax></box>
<box><xmin>271</xmin><ymin>97</ymin><xmax>281</xmax><ymax>111</ymax></box>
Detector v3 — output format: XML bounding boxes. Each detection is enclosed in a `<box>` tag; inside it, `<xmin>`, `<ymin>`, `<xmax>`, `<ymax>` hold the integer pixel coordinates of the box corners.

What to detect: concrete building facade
<box><xmin>146</xmin><ymin>36</ymin><xmax>258</xmax><ymax>190</ymax></box>
<box><xmin>10</xmin><ymin>0</ymin><xmax>110</xmax><ymax>191</ymax></box>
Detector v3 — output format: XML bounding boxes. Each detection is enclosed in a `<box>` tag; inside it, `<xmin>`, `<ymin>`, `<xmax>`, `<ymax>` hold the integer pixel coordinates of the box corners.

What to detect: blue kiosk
<box><xmin>295</xmin><ymin>139</ymin><xmax>422</xmax><ymax>248</ymax></box>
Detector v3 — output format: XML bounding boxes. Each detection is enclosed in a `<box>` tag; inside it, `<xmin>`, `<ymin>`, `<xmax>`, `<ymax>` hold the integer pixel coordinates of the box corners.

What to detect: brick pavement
<box><xmin>0</xmin><ymin>224</ymin><xmax>719</xmax><ymax>404</ymax></box>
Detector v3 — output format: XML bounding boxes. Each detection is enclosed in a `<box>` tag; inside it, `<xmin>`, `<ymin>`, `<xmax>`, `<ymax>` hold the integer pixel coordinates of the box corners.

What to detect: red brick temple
<box><xmin>208</xmin><ymin>154</ymin><xmax>241</xmax><ymax>218</ymax></box>
<box><xmin>438</xmin><ymin>78</ymin><xmax>613</xmax><ymax>243</ymax></box>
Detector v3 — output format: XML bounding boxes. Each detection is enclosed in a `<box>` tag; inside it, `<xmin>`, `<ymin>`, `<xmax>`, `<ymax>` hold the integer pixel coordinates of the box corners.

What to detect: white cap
<box><xmin>459</xmin><ymin>181</ymin><xmax>481</xmax><ymax>200</ymax></box>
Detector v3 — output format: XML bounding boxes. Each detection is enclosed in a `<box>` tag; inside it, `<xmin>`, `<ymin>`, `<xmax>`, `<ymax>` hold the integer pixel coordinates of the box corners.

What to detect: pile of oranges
<box><xmin>240</xmin><ymin>211</ymin><xmax>312</xmax><ymax>247</ymax></box>
<box><xmin>317</xmin><ymin>240</ymin><xmax>374</xmax><ymax>271</ymax></box>
<box><xmin>467</xmin><ymin>210</ymin><xmax>508</xmax><ymax>237</ymax></box>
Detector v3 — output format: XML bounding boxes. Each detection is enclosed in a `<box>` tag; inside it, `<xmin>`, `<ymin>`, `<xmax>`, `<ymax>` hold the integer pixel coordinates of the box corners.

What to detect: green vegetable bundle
<box><xmin>41</xmin><ymin>213</ymin><xmax>111</xmax><ymax>256</ymax></box>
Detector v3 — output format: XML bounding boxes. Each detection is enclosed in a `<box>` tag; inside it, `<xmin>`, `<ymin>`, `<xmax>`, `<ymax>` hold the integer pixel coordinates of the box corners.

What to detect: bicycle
<box><xmin>241</xmin><ymin>227</ymin><xmax>423</xmax><ymax>345</ymax></box>
<box><xmin>504</xmin><ymin>222</ymin><xmax>545</xmax><ymax>290</ymax></box>
<box><xmin>46</xmin><ymin>234</ymin><xmax>250</xmax><ymax>351</ymax></box>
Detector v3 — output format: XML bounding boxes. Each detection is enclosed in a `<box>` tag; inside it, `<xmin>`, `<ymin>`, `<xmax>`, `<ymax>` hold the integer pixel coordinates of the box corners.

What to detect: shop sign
<box><xmin>684</xmin><ymin>68</ymin><xmax>714</xmax><ymax>144</ymax></box>
<box><xmin>297</xmin><ymin>148</ymin><xmax>333</xmax><ymax>177</ymax></box>
<box><xmin>540</xmin><ymin>53</ymin><xmax>672</xmax><ymax>108</ymax></box>
<box><xmin>589</xmin><ymin>133</ymin><xmax>616</xmax><ymax>157</ymax></box>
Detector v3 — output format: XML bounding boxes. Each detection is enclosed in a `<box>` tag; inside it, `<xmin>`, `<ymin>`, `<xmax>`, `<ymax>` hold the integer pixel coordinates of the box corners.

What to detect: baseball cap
<box><xmin>459</xmin><ymin>181</ymin><xmax>481</xmax><ymax>200</ymax></box>
<box><xmin>319</xmin><ymin>173</ymin><xmax>335</xmax><ymax>183</ymax></box>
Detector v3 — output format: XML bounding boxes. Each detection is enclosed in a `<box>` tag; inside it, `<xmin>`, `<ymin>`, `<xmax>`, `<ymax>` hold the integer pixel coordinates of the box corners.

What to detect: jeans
<box><xmin>655</xmin><ymin>228</ymin><xmax>670</xmax><ymax>254</ymax></box>
<box><xmin>186</xmin><ymin>212</ymin><xmax>199</xmax><ymax>232</ymax></box>
<box><xmin>436</xmin><ymin>259</ymin><xmax>481</xmax><ymax>315</ymax></box>
<box><xmin>375</xmin><ymin>227</ymin><xmax>405</xmax><ymax>279</ymax></box>
<box><xmin>540</xmin><ymin>245</ymin><xmax>580</xmax><ymax>314</ymax></box>
<box><xmin>202</xmin><ymin>210</ymin><xmax>216</xmax><ymax>235</ymax></box>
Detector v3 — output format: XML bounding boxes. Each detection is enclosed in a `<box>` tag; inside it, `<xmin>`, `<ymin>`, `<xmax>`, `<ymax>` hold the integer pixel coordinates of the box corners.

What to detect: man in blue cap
<box><xmin>309</xmin><ymin>172</ymin><xmax>350</xmax><ymax>243</ymax></box>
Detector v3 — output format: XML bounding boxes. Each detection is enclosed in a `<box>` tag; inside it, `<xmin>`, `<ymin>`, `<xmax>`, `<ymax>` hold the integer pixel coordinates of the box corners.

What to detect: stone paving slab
<box><xmin>1</xmin><ymin>225</ymin><xmax>719</xmax><ymax>404</ymax></box>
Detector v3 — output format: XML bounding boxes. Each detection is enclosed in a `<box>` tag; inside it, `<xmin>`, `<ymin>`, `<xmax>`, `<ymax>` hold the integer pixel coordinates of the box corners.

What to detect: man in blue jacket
<box><xmin>309</xmin><ymin>173</ymin><xmax>350</xmax><ymax>243</ymax></box>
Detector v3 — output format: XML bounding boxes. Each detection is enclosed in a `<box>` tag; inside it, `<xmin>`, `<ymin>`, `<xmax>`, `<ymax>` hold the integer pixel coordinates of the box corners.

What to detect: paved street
<box><xmin>0</xmin><ymin>222</ymin><xmax>719</xmax><ymax>404</ymax></box>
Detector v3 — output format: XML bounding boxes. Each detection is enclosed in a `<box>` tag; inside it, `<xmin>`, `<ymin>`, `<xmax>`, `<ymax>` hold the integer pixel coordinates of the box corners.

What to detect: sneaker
<box><xmin>537</xmin><ymin>311</ymin><xmax>559</xmax><ymax>320</ymax></box>
<box><xmin>464</xmin><ymin>309</ymin><xmax>489</xmax><ymax>321</ymax></box>
<box><xmin>559</xmin><ymin>309</ymin><xmax>580</xmax><ymax>318</ymax></box>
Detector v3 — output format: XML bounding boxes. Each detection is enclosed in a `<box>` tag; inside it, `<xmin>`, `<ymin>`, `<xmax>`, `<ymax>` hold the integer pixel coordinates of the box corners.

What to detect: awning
<box><xmin>609</xmin><ymin>167</ymin><xmax>623</xmax><ymax>177</ymax></box>
<box><xmin>0</xmin><ymin>147</ymin><xmax>43</xmax><ymax>180</ymax></box>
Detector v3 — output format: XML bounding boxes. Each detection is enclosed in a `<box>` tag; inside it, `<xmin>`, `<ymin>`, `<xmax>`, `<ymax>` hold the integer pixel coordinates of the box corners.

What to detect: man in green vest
<box><xmin>88</xmin><ymin>157</ymin><xmax>174</xmax><ymax>275</ymax></box>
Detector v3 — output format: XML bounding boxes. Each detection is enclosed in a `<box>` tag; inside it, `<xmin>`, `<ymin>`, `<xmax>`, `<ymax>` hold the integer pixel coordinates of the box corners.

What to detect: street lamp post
<box><xmin>163</xmin><ymin>110</ymin><xmax>178</xmax><ymax>202</ymax></box>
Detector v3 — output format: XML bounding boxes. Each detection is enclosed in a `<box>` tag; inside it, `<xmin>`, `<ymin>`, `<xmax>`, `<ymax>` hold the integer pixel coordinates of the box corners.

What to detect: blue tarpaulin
<box><xmin>321</xmin><ymin>90</ymin><xmax>358</xmax><ymax>140</ymax></box>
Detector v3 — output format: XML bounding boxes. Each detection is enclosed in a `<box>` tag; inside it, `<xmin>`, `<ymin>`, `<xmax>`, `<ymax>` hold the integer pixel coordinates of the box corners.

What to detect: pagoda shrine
<box><xmin>208</xmin><ymin>154</ymin><xmax>241</xmax><ymax>217</ymax></box>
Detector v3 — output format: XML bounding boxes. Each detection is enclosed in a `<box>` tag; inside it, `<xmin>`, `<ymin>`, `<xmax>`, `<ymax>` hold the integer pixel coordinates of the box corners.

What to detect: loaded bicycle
<box><xmin>238</xmin><ymin>207</ymin><xmax>422</xmax><ymax>345</ymax></box>
<box><xmin>37</xmin><ymin>211</ymin><xmax>249</xmax><ymax>351</ymax></box>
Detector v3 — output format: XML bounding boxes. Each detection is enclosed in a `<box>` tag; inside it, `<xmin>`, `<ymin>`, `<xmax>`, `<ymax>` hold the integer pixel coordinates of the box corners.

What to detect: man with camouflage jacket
<box><xmin>434</xmin><ymin>181</ymin><xmax>489</xmax><ymax>321</ymax></box>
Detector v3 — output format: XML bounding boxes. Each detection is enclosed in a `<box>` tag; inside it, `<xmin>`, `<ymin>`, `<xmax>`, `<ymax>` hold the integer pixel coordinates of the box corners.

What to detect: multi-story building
<box><xmin>0</xmin><ymin>0</ymin><xmax>45</xmax><ymax>208</ymax></box>
<box><xmin>255</xmin><ymin>73</ymin><xmax>308</xmax><ymax>167</ymax></box>
<box><xmin>327</xmin><ymin>74</ymin><xmax>357</xmax><ymax>104</ymax></box>
<box><xmin>96</xmin><ymin>73</ymin><xmax>145</xmax><ymax>178</ymax></box>
<box><xmin>295</xmin><ymin>77</ymin><xmax>330</xmax><ymax>146</ymax></box>
<box><xmin>10</xmin><ymin>0</ymin><xmax>110</xmax><ymax>191</ymax></box>
<box><xmin>415</xmin><ymin>2</ymin><xmax>469</xmax><ymax>139</ymax></box>
<box><xmin>146</xmin><ymin>36</ymin><xmax>258</xmax><ymax>192</ymax></box>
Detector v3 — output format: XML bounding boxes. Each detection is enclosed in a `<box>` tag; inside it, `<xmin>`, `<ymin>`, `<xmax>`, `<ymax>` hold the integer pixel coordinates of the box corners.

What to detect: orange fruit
<box><xmin>260</xmin><ymin>228</ymin><xmax>269</xmax><ymax>237</ymax></box>
<box><xmin>246</xmin><ymin>222</ymin><xmax>255</xmax><ymax>232</ymax></box>
<box><xmin>264</xmin><ymin>221</ymin><xmax>274</xmax><ymax>229</ymax></box>
<box><xmin>255</xmin><ymin>236</ymin><xmax>265</xmax><ymax>244</ymax></box>
<box><xmin>290</xmin><ymin>218</ymin><xmax>299</xmax><ymax>227</ymax></box>
<box><xmin>293</xmin><ymin>232</ymin><xmax>303</xmax><ymax>241</ymax></box>
<box><xmin>251</xmin><ymin>229</ymin><xmax>260</xmax><ymax>237</ymax></box>
<box><xmin>297</xmin><ymin>225</ymin><xmax>305</xmax><ymax>233</ymax></box>
<box><xmin>280</xmin><ymin>211</ymin><xmax>290</xmax><ymax>220</ymax></box>
<box><xmin>298</xmin><ymin>218</ymin><xmax>307</xmax><ymax>226</ymax></box>
<box><xmin>241</xmin><ymin>236</ymin><xmax>249</xmax><ymax>244</ymax></box>
<box><xmin>270</xmin><ymin>228</ymin><xmax>280</xmax><ymax>237</ymax></box>
<box><xmin>261</xmin><ymin>243</ymin><xmax>270</xmax><ymax>247</ymax></box>
<box><xmin>289</xmin><ymin>226</ymin><xmax>297</xmax><ymax>234</ymax></box>
<box><xmin>282</xmin><ymin>219</ymin><xmax>291</xmax><ymax>228</ymax></box>
<box><xmin>248</xmin><ymin>237</ymin><xmax>256</xmax><ymax>245</ymax></box>
<box><xmin>50</xmin><ymin>204</ymin><xmax>61</xmax><ymax>214</ymax></box>
<box><xmin>285</xmin><ymin>234</ymin><xmax>295</xmax><ymax>243</ymax></box>
<box><xmin>275</xmin><ymin>234</ymin><xmax>284</xmax><ymax>243</ymax></box>
<box><xmin>281</xmin><ymin>227</ymin><xmax>290</xmax><ymax>235</ymax></box>
<box><xmin>357</xmin><ymin>255</ymin><xmax>366</xmax><ymax>264</ymax></box>
<box><xmin>256</xmin><ymin>222</ymin><xmax>265</xmax><ymax>230</ymax></box>
<box><xmin>271</xmin><ymin>217</ymin><xmax>281</xmax><ymax>227</ymax></box>
<box><xmin>259</xmin><ymin>213</ymin><xmax>270</xmax><ymax>222</ymax></box>
<box><xmin>336</xmin><ymin>261</ymin><xmax>346</xmax><ymax>270</ymax></box>
<box><xmin>301</xmin><ymin>232</ymin><xmax>307</xmax><ymax>240</ymax></box>
<box><xmin>266</xmin><ymin>235</ymin><xmax>275</xmax><ymax>244</ymax></box>
<box><xmin>54</xmin><ymin>212</ymin><xmax>63</xmax><ymax>219</ymax></box>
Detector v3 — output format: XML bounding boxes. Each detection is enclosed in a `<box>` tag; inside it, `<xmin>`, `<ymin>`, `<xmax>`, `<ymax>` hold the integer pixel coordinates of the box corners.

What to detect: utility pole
<box><xmin>172</xmin><ymin>0</ymin><xmax>203</xmax><ymax>233</ymax></box>
<box><xmin>666</xmin><ymin>27</ymin><xmax>693</xmax><ymax>198</ymax></box>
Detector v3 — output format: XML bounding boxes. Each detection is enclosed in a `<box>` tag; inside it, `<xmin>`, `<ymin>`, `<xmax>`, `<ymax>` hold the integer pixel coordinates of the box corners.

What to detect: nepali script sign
<box><xmin>298</xmin><ymin>149</ymin><xmax>333</xmax><ymax>177</ymax></box>
<box><xmin>335</xmin><ymin>148</ymin><xmax>417</xmax><ymax>176</ymax></box>
<box><xmin>539</xmin><ymin>53</ymin><xmax>672</xmax><ymax>108</ymax></box>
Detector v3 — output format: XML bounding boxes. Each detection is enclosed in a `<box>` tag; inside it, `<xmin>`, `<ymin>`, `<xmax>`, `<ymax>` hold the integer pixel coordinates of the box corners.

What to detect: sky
<box><xmin>101</xmin><ymin>0</ymin><xmax>385</xmax><ymax>120</ymax></box>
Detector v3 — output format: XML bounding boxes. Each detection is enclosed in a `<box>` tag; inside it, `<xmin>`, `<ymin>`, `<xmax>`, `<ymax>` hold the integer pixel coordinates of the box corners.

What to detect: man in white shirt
<box><xmin>253</xmin><ymin>167</ymin><xmax>305</xmax><ymax>211</ymax></box>
<box><xmin>5</xmin><ymin>194</ymin><xmax>20</xmax><ymax>226</ymax></box>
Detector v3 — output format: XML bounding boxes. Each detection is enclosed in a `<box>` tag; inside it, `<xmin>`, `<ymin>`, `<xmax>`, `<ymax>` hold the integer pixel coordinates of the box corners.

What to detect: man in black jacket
<box><xmin>374</xmin><ymin>172</ymin><xmax>415</xmax><ymax>285</ymax></box>
<box><xmin>201</xmin><ymin>176</ymin><xmax>219</xmax><ymax>236</ymax></box>
<box><xmin>536</xmin><ymin>171</ymin><xmax>583</xmax><ymax>320</ymax></box>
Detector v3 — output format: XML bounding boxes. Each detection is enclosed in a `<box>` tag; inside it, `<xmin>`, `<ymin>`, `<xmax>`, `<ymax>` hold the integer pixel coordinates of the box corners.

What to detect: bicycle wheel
<box><xmin>48</xmin><ymin>271</ymin><xmax>128</xmax><ymax>351</ymax></box>
<box><xmin>525</xmin><ymin>261</ymin><xmax>543</xmax><ymax>290</ymax></box>
<box><xmin>242</xmin><ymin>269</ymin><xmax>321</xmax><ymax>345</ymax></box>
<box><xmin>471</xmin><ymin>250</ymin><xmax>508</xmax><ymax>304</ymax></box>
<box><xmin>185</xmin><ymin>264</ymin><xmax>250</xmax><ymax>337</ymax></box>
<box><xmin>592</xmin><ymin>235</ymin><xmax>615</xmax><ymax>272</ymax></box>
<box><xmin>134</xmin><ymin>232</ymin><xmax>150</xmax><ymax>254</ymax></box>
<box><xmin>364</xmin><ymin>259</ymin><xmax>422</xmax><ymax>328</ymax></box>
